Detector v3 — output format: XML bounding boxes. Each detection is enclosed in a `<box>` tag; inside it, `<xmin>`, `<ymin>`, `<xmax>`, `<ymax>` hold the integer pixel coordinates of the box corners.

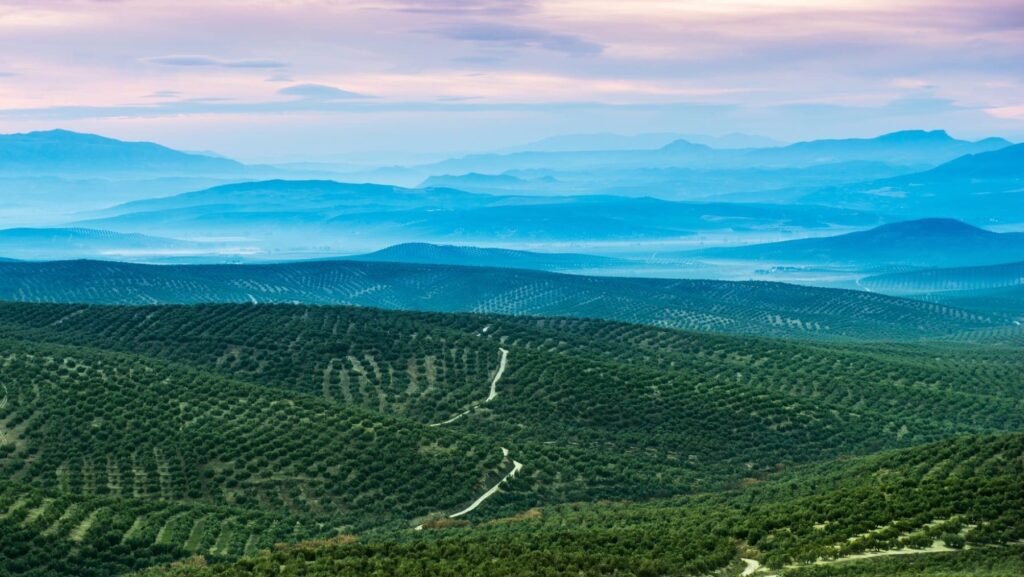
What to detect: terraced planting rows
<box><xmin>0</xmin><ymin>303</ymin><xmax>502</xmax><ymax>423</ymax></box>
<box><xmin>928</xmin><ymin>285</ymin><xmax>1024</xmax><ymax>319</ymax></box>
<box><xmin>863</xmin><ymin>260</ymin><xmax>1024</xmax><ymax>294</ymax></box>
<box><xmin>0</xmin><ymin>484</ymin><xmax>302</xmax><ymax>577</ymax></box>
<box><xmin>2</xmin><ymin>303</ymin><xmax>1023</xmax><ymax>512</ymax></box>
<box><xmin>141</xmin><ymin>434</ymin><xmax>1024</xmax><ymax>577</ymax></box>
<box><xmin>1</xmin><ymin>302</ymin><xmax>1022</xmax><ymax>576</ymax></box>
<box><xmin>0</xmin><ymin>336</ymin><xmax>521</xmax><ymax>576</ymax></box>
<box><xmin>0</xmin><ymin>259</ymin><xmax>1006</xmax><ymax>340</ymax></box>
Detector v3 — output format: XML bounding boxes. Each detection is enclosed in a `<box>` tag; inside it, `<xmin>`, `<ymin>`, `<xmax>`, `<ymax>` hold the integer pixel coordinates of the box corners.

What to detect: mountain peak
<box><xmin>658</xmin><ymin>138</ymin><xmax>713</xmax><ymax>152</ymax></box>
<box><xmin>875</xmin><ymin>129</ymin><xmax>954</xmax><ymax>143</ymax></box>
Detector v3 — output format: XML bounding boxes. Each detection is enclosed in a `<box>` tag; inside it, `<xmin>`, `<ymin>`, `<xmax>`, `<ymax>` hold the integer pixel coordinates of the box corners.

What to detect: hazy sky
<box><xmin>0</xmin><ymin>0</ymin><xmax>1021</xmax><ymax>161</ymax></box>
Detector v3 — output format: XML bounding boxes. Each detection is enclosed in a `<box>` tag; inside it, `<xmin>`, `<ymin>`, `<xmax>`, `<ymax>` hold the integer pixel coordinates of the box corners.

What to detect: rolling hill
<box><xmin>0</xmin><ymin>259</ymin><xmax>1004</xmax><ymax>340</ymax></box>
<box><xmin>0</xmin><ymin>301</ymin><xmax>1021</xmax><ymax>576</ymax></box>
<box><xmin>863</xmin><ymin>260</ymin><xmax>1024</xmax><ymax>295</ymax></box>
<box><xmin>861</xmin><ymin>261</ymin><xmax>1024</xmax><ymax>319</ymax></box>
<box><xmin>926</xmin><ymin>285</ymin><xmax>1024</xmax><ymax>319</ymax></box>
<box><xmin>345</xmin><ymin>243</ymin><xmax>625</xmax><ymax>271</ymax></box>
<box><xmin>91</xmin><ymin>179</ymin><xmax>494</xmax><ymax>217</ymax></box>
<box><xmin>697</xmin><ymin>219</ymin><xmax>1024</xmax><ymax>268</ymax></box>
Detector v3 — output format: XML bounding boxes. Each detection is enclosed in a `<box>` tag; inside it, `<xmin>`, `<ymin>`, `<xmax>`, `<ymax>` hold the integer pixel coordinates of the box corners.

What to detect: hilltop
<box><xmin>697</xmin><ymin>218</ymin><xmax>1024</xmax><ymax>267</ymax></box>
<box><xmin>345</xmin><ymin>243</ymin><xmax>624</xmax><ymax>271</ymax></box>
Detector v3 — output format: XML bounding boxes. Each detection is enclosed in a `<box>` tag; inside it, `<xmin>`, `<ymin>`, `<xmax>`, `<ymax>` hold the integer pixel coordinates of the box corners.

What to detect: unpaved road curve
<box><xmin>0</xmin><ymin>383</ymin><xmax>8</xmax><ymax>446</ymax></box>
<box><xmin>450</xmin><ymin>449</ymin><xmax>522</xmax><ymax>518</ymax></box>
<box><xmin>740</xmin><ymin>558</ymin><xmax>761</xmax><ymax>576</ymax></box>
<box><xmin>485</xmin><ymin>348</ymin><xmax>509</xmax><ymax>402</ymax></box>
<box><xmin>416</xmin><ymin>350</ymin><xmax>518</xmax><ymax>529</ymax></box>
<box><xmin>415</xmin><ymin>447</ymin><xmax>522</xmax><ymax>530</ymax></box>
<box><xmin>429</xmin><ymin>348</ymin><xmax>508</xmax><ymax>427</ymax></box>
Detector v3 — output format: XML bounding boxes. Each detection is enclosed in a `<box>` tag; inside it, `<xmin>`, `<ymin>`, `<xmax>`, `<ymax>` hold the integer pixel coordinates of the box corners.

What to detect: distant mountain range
<box><xmin>506</xmin><ymin>132</ymin><xmax>785</xmax><ymax>152</ymax></box>
<box><xmin>77</xmin><ymin>179</ymin><xmax>881</xmax><ymax>246</ymax></box>
<box><xmin>347</xmin><ymin>243</ymin><xmax>625</xmax><ymax>271</ymax></box>
<box><xmin>419</xmin><ymin>130</ymin><xmax>1010</xmax><ymax>176</ymax></box>
<box><xmin>418</xmin><ymin>161</ymin><xmax>909</xmax><ymax>200</ymax></box>
<box><xmin>742</xmin><ymin>130</ymin><xmax>1010</xmax><ymax>168</ymax></box>
<box><xmin>410</xmin><ymin>130</ymin><xmax>1016</xmax><ymax>210</ymax></box>
<box><xmin>0</xmin><ymin>259</ymin><xmax>1004</xmax><ymax>340</ymax></box>
<box><xmin>697</xmin><ymin>219</ymin><xmax>1024</xmax><ymax>268</ymax></box>
<box><xmin>0</xmin><ymin>130</ymin><xmax>374</xmax><ymax>218</ymax></box>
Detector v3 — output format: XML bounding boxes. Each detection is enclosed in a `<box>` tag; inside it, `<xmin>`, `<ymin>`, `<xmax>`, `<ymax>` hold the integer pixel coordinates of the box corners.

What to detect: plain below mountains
<box><xmin>0</xmin><ymin>227</ymin><xmax>216</xmax><ymax>261</ymax></box>
<box><xmin>0</xmin><ymin>258</ymin><xmax>1005</xmax><ymax>340</ymax></box>
<box><xmin>696</xmin><ymin>218</ymin><xmax>1024</xmax><ymax>268</ymax></box>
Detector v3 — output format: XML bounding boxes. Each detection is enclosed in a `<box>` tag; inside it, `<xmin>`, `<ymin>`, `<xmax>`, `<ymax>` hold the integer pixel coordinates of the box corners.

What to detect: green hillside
<box><xmin>140</xmin><ymin>433</ymin><xmax>1024</xmax><ymax>577</ymax></box>
<box><xmin>1</xmin><ymin>302</ymin><xmax>1022</xmax><ymax>576</ymax></box>
<box><xmin>0</xmin><ymin>260</ymin><xmax>1005</xmax><ymax>341</ymax></box>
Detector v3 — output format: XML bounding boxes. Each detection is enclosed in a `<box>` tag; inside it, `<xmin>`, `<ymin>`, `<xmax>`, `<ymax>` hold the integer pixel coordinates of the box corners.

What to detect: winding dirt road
<box><xmin>415</xmin><ymin>446</ymin><xmax>523</xmax><ymax>530</ymax></box>
<box><xmin>429</xmin><ymin>348</ymin><xmax>508</xmax><ymax>427</ymax></box>
<box><xmin>0</xmin><ymin>383</ymin><xmax>8</xmax><ymax>446</ymax></box>
<box><xmin>416</xmin><ymin>349</ymin><xmax>521</xmax><ymax>529</ymax></box>
<box><xmin>450</xmin><ymin>449</ymin><xmax>522</xmax><ymax>518</ymax></box>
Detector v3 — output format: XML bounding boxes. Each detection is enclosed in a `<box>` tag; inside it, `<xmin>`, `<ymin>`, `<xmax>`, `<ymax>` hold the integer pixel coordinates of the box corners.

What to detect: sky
<box><xmin>0</xmin><ymin>0</ymin><xmax>1022</xmax><ymax>161</ymax></box>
